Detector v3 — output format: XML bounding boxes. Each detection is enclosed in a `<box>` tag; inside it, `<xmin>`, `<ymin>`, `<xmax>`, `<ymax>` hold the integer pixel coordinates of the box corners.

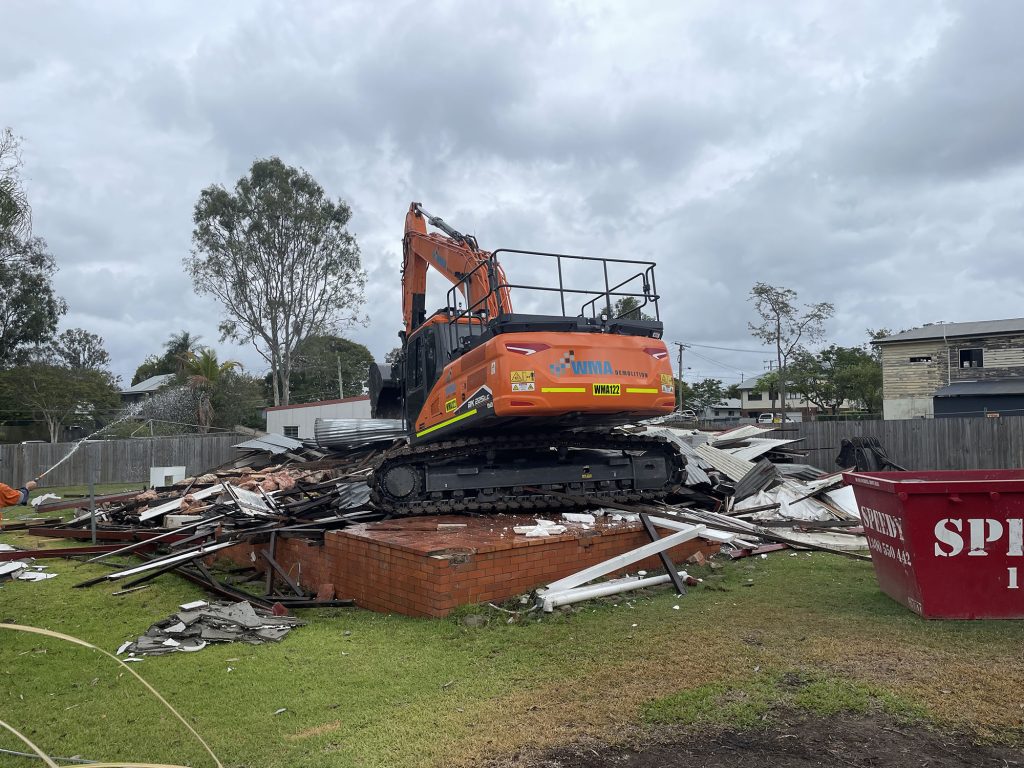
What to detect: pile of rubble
<box><xmin>631</xmin><ymin>422</ymin><xmax>867</xmax><ymax>557</ymax></box>
<box><xmin>17</xmin><ymin>429</ymin><xmax>399</xmax><ymax>608</ymax></box>
<box><xmin>117</xmin><ymin>600</ymin><xmax>304</xmax><ymax>659</ymax></box>
<box><xmin>0</xmin><ymin>557</ymin><xmax>57</xmax><ymax>583</ymax></box>
<box><xmin>7</xmin><ymin>418</ymin><xmax>872</xmax><ymax>615</ymax></box>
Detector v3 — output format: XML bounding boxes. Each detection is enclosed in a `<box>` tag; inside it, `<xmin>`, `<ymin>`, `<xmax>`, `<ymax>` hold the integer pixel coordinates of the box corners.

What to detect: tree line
<box><xmin>1</xmin><ymin>129</ymin><xmax>369</xmax><ymax>441</ymax></box>
<box><xmin>679</xmin><ymin>284</ymin><xmax>883</xmax><ymax>419</ymax></box>
<box><xmin>0</xmin><ymin>128</ymin><xmax>120</xmax><ymax>441</ymax></box>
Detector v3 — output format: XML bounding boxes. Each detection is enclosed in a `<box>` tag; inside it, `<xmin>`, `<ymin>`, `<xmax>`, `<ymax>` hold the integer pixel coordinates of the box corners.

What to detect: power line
<box><xmin>684</xmin><ymin>348</ymin><xmax>749</xmax><ymax>375</ymax></box>
<box><xmin>672</xmin><ymin>340</ymin><xmax>769</xmax><ymax>354</ymax></box>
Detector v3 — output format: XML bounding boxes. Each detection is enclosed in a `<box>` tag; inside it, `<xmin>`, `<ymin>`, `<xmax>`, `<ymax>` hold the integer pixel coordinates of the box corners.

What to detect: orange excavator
<box><xmin>368</xmin><ymin>203</ymin><xmax>683</xmax><ymax>514</ymax></box>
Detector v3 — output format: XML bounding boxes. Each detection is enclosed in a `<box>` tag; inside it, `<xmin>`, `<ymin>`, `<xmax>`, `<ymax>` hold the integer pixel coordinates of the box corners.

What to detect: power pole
<box><xmin>672</xmin><ymin>342</ymin><xmax>687</xmax><ymax>412</ymax></box>
<box><xmin>763</xmin><ymin>360</ymin><xmax>776</xmax><ymax>415</ymax></box>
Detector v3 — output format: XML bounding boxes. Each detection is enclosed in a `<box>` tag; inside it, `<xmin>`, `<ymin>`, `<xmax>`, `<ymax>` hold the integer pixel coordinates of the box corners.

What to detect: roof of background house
<box><xmin>710</xmin><ymin>398</ymin><xmax>742</xmax><ymax>409</ymax></box>
<box><xmin>120</xmin><ymin>373</ymin><xmax>176</xmax><ymax>395</ymax></box>
<box><xmin>264</xmin><ymin>395</ymin><xmax>370</xmax><ymax>413</ymax></box>
<box><xmin>737</xmin><ymin>380</ymin><xmax>765</xmax><ymax>390</ymax></box>
<box><xmin>873</xmin><ymin>318</ymin><xmax>1024</xmax><ymax>345</ymax></box>
<box><xmin>934</xmin><ymin>380</ymin><xmax>1024</xmax><ymax>398</ymax></box>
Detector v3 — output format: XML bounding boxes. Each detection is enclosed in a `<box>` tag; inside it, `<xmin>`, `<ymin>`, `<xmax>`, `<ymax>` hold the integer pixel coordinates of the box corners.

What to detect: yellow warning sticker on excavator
<box><xmin>593</xmin><ymin>383</ymin><xmax>621</xmax><ymax>396</ymax></box>
<box><xmin>511</xmin><ymin>370</ymin><xmax>535</xmax><ymax>383</ymax></box>
<box><xmin>445</xmin><ymin>398</ymin><xmax>458</xmax><ymax>412</ymax></box>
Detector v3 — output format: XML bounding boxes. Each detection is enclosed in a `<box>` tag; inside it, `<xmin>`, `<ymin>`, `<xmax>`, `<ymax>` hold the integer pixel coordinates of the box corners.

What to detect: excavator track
<box><xmin>370</xmin><ymin>431</ymin><xmax>684</xmax><ymax>515</ymax></box>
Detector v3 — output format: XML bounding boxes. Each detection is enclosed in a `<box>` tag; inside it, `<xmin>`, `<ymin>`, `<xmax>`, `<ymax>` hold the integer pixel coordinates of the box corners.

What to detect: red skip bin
<box><xmin>844</xmin><ymin>469</ymin><xmax>1024</xmax><ymax>620</ymax></box>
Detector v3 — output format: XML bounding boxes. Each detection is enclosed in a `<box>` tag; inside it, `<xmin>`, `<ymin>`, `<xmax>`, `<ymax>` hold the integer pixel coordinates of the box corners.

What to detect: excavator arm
<box><xmin>402</xmin><ymin>203</ymin><xmax>512</xmax><ymax>336</ymax></box>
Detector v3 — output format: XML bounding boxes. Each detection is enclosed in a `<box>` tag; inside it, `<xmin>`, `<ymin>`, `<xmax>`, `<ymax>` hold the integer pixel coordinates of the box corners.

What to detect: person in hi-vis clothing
<box><xmin>0</xmin><ymin>478</ymin><xmax>37</xmax><ymax>513</ymax></box>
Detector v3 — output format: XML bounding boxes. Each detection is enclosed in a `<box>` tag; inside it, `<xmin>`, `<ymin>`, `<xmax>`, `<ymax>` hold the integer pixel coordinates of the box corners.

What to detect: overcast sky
<box><xmin>3</xmin><ymin>1</ymin><xmax>1021</xmax><ymax>387</ymax></box>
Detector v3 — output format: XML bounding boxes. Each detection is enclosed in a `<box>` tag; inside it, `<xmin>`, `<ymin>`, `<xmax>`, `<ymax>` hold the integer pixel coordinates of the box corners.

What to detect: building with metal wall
<box><xmin>264</xmin><ymin>396</ymin><xmax>371</xmax><ymax>439</ymax></box>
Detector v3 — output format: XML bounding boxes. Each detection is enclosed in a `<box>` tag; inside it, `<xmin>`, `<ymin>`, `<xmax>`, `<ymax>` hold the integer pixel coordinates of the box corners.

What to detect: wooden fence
<box><xmin>1</xmin><ymin>433</ymin><xmax>245</xmax><ymax>487</ymax></box>
<box><xmin>774</xmin><ymin>416</ymin><xmax>1024</xmax><ymax>471</ymax></box>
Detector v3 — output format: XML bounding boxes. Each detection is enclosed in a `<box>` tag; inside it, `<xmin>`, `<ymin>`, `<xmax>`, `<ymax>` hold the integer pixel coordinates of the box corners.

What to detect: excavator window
<box><xmin>404</xmin><ymin>334</ymin><xmax>425</xmax><ymax>425</ymax></box>
<box><xmin>407</xmin><ymin>336</ymin><xmax>421</xmax><ymax>389</ymax></box>
<box><xmin>403</xmin><ymin>327</ymin><xmax>445</xmax><ymax>426</ymax></box>
<box><xmin>424</xmin><ymin>328</ymin><xmax>438</xmax><ymax>385</ymax></box>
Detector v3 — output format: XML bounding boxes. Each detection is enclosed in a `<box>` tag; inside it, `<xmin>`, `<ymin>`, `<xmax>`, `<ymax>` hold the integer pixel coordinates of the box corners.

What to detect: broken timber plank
<box><xmin>260</xmin><ymin>549</ymin><xmax>304</xmax><ymax>596</ymax></box>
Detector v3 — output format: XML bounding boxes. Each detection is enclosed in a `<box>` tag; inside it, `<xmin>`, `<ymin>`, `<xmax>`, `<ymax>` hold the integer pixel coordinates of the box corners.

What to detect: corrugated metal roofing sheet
<box><xmin>710</xmin><ymin>425</ymin><xmax>774</xmax><ymax>443</ymax></box>
<box><xmin>725</xmin><ymin>438</ymin><xmax>803</xmax><ymax>461</ymax></box>
<box><xmin>695</xmin><ymin>444</ymin><xmax>756</xmax><ymax>482</ymax></box>
<box><xmin>234</xmin><ymin>434</ymin><xmax>306</xmax><ymax>455</ymax></box>
<box><xmin>645</xmin><ymin>428</ymin><xmax>711</xmax><ymax>486</ymax></box>
<box><xmin>777</xmin><ymin>463</ymin><xmax>827</xmax><ymax>480</ymax></box>
<box><xmin>314</xmin><ymin>418</ymin><xmax>405</xmax><ymax>449</ymax></box>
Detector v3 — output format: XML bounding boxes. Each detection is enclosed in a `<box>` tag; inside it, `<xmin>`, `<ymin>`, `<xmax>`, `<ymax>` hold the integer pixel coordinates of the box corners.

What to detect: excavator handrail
<box><xmin>444</xmin><ymin>248</ymin><xmax>661</xmax><ymax>353</ymax></box>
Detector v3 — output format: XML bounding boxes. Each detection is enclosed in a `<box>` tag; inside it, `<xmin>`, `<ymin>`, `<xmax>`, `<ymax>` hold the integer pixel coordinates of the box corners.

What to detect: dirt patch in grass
<box><xmin>287</xmin><ymin>720</ymin><xmax>345</xmax><ymax>740</ymax></box>
<box><xmin>507</xmin><ymin>710</ymin><xmax>1024</xmax><ymax>767</ymax></box>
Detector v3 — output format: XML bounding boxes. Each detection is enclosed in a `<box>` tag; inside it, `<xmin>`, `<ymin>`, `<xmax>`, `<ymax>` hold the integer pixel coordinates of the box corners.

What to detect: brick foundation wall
<box><xmin>221</xmin><ymin>516</ymin><xmax>720</xmax><ymax>618</ymax></box>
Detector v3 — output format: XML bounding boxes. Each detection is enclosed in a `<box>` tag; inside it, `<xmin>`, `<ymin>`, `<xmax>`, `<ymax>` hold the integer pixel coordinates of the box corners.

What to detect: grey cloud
<box><xmin>831</xmin><ymin>3</ymin><xmax>1024</xmax><ymax>180</ymax></box>
<box><xmin>3</xmin><ymin>0</ymin><xmax>1024</xmax><ymax>389</ymax></box>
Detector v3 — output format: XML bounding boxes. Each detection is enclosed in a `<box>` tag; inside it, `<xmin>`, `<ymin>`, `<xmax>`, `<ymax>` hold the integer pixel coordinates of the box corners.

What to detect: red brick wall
<box><xmin>222</xmin><ymin>524</ymin><xmax>718</xmax><ymax>618</ymax></box>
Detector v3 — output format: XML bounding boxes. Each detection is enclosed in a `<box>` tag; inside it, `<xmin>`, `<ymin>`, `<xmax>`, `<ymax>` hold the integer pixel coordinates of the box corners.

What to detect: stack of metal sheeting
<box><xmin>645</xmin><ymin>428</ymin><xmax>711</xmax><ymax>487</ymax></box>
<box><xmin>314</xmin><ymin>418</ymin><xmax>406</xmax><ymax>449</ymax></box>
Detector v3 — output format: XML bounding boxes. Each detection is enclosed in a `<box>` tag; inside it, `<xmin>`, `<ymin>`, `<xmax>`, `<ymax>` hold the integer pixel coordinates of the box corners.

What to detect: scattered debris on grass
<box><xmin>0</xmin><ymin>561</ymin><xmax>56</xmax><ymax>583</ymax></box>
<box><xmin>117</xmin><ymin>600</ymin><xmax>305</xmax><ymax>658</ymax></box>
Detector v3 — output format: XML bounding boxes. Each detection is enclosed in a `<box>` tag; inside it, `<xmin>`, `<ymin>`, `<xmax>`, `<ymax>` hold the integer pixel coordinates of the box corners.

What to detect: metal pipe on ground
<box><xmin>538</xmin><ymin>570</ymin><xmax>694</xmax><ymax>612</ymax></box>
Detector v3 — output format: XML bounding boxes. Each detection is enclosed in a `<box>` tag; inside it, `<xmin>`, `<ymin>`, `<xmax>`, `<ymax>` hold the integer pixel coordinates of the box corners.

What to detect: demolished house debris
<box><xmin>117</xmin><ymin>600</ymin><xmax>305</xmax><ymax>658</ymax></box>
<box><xmin>6</xmin><ymin>417</ymin><xmax>872</xmax><ymax>614</ymax></box>
<box><xmin>0</xmin><ymin>560</ymin><xmax>57</xmax><ymax>582</ymax></box>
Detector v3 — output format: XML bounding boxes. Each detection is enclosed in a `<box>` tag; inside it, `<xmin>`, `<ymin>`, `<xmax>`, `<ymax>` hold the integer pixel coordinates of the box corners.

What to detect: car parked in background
<box><xmin>757</xmin><ymin>413</ymin><xmax>795</xmax><ymax>424</ymax></box>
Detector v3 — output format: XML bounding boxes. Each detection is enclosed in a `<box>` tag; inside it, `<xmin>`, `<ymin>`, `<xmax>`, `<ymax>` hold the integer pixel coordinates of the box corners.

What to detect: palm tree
<box><xmin>179</xmin><ymin>348</ymin><xmax>242</xmax><ymax>432</ymax></box>
<box><xmin>164</xmin><ymin>330</ymin><xmax>204</xmax><ymax>375</ymax></box>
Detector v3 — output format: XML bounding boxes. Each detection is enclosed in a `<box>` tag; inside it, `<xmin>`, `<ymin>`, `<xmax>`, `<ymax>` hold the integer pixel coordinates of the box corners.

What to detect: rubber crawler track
<box><xmin>369</xmin><ymin>431</ymin><xmax>685</xmax><ymax>515</ymax></box>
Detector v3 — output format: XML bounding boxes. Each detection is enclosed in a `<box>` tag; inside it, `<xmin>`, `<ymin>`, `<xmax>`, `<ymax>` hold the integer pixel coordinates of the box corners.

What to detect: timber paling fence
<box><xmin>1</xmin><ymin>433</ymin><xmax>245</xmax><ymax>488</ymax></box>
<box><xmin>775</xmin><ymin>416</ymin><xmax>1024</xmax><ymax>472</ymax></box>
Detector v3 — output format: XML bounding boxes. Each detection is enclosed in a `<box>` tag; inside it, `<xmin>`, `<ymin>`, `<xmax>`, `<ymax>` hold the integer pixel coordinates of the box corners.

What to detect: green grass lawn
<box><xmin>32</xmin><ymin>482</ymin><xmax>147</xmax><ymax>497</ymax></box>
<box><xmin>1</xmin><ymin>544</ymin><xmax>1022</xmax><ymax>767</ymax></box>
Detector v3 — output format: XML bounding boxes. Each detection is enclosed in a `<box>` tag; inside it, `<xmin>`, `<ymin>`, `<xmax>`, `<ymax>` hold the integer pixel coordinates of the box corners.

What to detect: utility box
<box><xmin>150</xmin><ymin>465</ymin><xmax>186</xmax><ymax>489</ymax></box>
<box><xmin>844</xmin><ymin>469</ymin><xmax>1024</xmax><ymax>619</ymax></box>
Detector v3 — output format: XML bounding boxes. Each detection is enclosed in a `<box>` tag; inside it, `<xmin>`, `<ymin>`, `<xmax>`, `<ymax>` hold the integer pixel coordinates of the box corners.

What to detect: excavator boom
<box><xmin>402</xmin><ymin>203</ymin><xmax>512</xmax><ymax>336</ymax></box>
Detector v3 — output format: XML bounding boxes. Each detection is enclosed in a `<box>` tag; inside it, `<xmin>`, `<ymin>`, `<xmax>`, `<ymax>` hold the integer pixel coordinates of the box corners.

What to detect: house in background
<box><xmin>737</xmin><ymin>380</ymin><xmax>806</xmax><ymax>421</ymax></box>
<box><xmin>873</xmin><ymin>318</ymin><xmax>1024</xmax><ymax>420</ymax></box>
<box><xmin>264</xmin><ymin>395</ymin><xmax>371</xmax><ymax>439</ymax></box>
<box><xmin>120</xmin><ymin>373</ymin><xmax>177</xmax><ymax>405</ymax></box>
<box><xmin>703</xmin><ymin>398</ymin><xmax>742</xmax><ymax>423</ymax></box>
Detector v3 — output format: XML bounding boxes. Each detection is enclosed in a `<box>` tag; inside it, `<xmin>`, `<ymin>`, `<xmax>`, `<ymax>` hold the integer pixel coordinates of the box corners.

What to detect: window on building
<box><xmin>748</xmin><ymin>391</ymin><xmax>763</xmax><ymax>401</ymax></box>
<box><xmin>909</xmin><ymin>356</ymin><xmax>932</xmax><ymax>363</ymax></box>
<box><xmin>283</xmin><ymin>426</ymin><xmax>299</xmax><ymax>438</ymax></box>
<box><xmin>959</xmin><ymin>348</ymin><xmax>984</xmax><ymax>368</ymax></box>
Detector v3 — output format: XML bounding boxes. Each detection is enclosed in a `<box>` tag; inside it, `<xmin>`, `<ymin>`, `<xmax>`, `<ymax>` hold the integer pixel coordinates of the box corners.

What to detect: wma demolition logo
<box><xmin>549</xmin><ymin>350</ymin><xmax>613</xmax><ymax>376</ymax></box>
